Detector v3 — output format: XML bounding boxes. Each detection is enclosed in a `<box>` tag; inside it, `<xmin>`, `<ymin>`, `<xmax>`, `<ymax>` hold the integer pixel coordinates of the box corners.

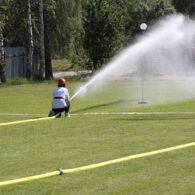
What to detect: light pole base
<box><xmin>138</xmin><ymin>101</ymin><xmax>148</xmax><ymax>104</ymax></box>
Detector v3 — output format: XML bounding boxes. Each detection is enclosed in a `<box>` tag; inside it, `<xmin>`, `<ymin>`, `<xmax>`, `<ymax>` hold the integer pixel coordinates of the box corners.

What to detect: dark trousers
<box><xmin>48</xmin><ymin>106</ymin><xmax>69</xmax><ymax>117</ymax></box>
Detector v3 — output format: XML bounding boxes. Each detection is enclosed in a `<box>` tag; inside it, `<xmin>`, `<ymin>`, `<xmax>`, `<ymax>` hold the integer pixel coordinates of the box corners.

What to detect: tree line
<box><xmin>0</xmin><ymin>0</ymin><xmax>194</xmax><ymax>82</ymax></box>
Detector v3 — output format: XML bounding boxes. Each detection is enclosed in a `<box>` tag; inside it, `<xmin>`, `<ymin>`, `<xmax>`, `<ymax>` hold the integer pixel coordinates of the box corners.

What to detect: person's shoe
<box><xmin>48</xmin><ymin>110</ymin><xmax>55</xmax><ymax>117</ymax></box>
<box><xmin>65</xmin><ymin>112</ymin><xmax>70</xmax><ymax>118</ymax></box>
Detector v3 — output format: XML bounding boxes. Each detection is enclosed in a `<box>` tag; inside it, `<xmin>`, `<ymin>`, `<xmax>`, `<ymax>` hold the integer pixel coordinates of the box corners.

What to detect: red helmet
<box><xmin>58</xmin><ymin>78</ymin><xmax>66</xmax><ymax>86</ymax></box>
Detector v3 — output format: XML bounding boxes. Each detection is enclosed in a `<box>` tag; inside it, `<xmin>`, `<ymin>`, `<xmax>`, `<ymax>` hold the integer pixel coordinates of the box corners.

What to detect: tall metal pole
<box><xmin>141</xmin><ymin>61</ymin><xmax>144</xmax><ymax>101</ymax></box>
<box><xmin>138</xmin><ymin>23</ymin><xmax>147</xmax><ymax>104</ymax></box>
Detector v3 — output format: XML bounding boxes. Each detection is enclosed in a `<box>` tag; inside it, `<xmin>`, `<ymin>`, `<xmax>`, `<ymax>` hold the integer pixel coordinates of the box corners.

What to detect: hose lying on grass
<box><xmin>0</xmin><ymin>142</ymin><xmax>194</xmax><ymax>187</ymax></box>
<box><xmin>0</xmin><ymin>113</ymin><xmax>63</xmax><ymax>126</ymax></box>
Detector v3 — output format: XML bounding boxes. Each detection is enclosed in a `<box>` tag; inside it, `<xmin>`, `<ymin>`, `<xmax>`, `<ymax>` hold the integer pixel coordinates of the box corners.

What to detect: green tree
<box><xmin>125</xmin><ymin>0</ymin><xmax>175</xmax><ymax>41</ymax></box>
<box><xmin>39</xmin><ymin>0</ymin><xmax>45</xmax><ymax>79</ymax></box>
<box><xmin>3</xmin><ymin>0</ymin><xmax>36</xmax><ymax>47</ymax></box>
<box><xmin>1</xmin><ymin>0</ymin><xmax>179</xmax><ymax>76</ymax></box>
<box><xmin>82</xmin><ymin>0</ymin><xmax>127</xmax><ymax>70</ymax></box>
<box><xmin>26</xmin><ymin>0</ymin><xmax>34</xmax><ymax>79</ymax></box>
<box><xmin>0</xmin><ymin>5</ymin><xmax>7</xmax><ymax>83</ymax></box>
<box><xmin>147</xmin><ymin>0</ymin><xmax>176</xmax><ymax>20</ymax></box>
<box><xmin>42</xmin><ymin>0</ymin><xmax>84</xmax><ymax>78</ymax></box>
<box><xmin>52</xmin><ymin>0</ymin><xmax>84</xmax><ymax>63</ymax></box>
<box><xmin>172</xmin><ymin>0</ymin><xmax>195</xmax><ymax>17</ymax></box>
<box><xmin>2</xmin><ymin>0</ymin><xmax>84</xmax><ymax>79</ymax></box>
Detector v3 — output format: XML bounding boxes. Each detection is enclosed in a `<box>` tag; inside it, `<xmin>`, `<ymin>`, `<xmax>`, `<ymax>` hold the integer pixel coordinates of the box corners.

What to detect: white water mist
<box><xmin>70</xmin><ymin>15</ymin><xmax>195</xmax><ymax>101</ymax></box>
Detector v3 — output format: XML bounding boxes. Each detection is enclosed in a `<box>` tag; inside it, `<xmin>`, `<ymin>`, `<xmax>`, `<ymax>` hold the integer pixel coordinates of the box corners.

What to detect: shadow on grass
<box><xmin>72</xmin><ymin>100</ymin><xmax>130</xmax><ymax>113</ymax></box>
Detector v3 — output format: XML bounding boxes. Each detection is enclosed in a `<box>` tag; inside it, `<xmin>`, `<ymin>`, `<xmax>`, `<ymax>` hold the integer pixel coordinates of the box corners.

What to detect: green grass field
<box><xmin>0</xmin><ymin>80</ymin><xmax>195</xmax><ymax>194</ymax></box>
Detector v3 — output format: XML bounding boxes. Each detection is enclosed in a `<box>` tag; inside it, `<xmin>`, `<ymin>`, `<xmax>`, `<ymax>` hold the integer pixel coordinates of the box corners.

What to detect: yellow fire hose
<box><xmin>0</xmin><ymin>142</ymin><xmax>194</xmax><ymax>187</ymax></box>
<box><xmin>0</xmin><ymin>115</ymin><xmax>58</xmax><ymax>127</ymax></box>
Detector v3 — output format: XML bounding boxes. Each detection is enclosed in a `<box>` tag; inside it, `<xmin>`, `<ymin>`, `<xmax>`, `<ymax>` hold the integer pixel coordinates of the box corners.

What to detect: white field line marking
<box><xmin>72</xmin><ymin>112</ymin><xmax>195</xmax><ymax>115</ymax></box>
<box><xmin>0</xmin><ymin>112</ymin><xmax>194</xmax><ymax>126</ymax></box>
<box><xmin>1</xmin><ymin>112</ymin><xmax>195</xmax><ymax>116</ymax></box>
<box><xmin>0</xmin><ymin>142</ymin><xmax>194</xmax><ymax>187</ymax></box>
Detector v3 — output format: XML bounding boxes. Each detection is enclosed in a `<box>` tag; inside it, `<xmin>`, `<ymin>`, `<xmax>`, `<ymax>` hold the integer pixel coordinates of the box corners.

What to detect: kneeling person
<box><xmin>49</xmin><ymin>78</ymin><xmax>70</xmax><ymax>117</ymax></box>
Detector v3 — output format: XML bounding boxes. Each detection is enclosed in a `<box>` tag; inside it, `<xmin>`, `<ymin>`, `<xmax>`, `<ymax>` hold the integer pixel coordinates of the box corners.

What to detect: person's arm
<box><xmin>65</xmin><ymin>99</ymin><xmax>70</xmax><ymax>107</ymax></box>
<box><xmin>65</xmin><ymin>89</ymin><xmax>70</xmax><ymax>107</ymax></box>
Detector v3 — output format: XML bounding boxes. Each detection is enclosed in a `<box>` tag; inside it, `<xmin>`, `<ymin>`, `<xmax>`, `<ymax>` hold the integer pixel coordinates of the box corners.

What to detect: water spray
<box><xmin>70</xmin><ymin>15</ymin><xmax>195</xmax><ymax>102</ymax></box>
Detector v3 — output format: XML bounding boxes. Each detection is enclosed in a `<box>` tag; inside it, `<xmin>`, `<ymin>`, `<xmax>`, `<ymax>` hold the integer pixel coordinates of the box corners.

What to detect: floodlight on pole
<box><xmin>140</xmin><ymin>23</ymin><xmax>147</xmax><ymax>30</ymax></box>
<box><xmin>138</xmin><ymin>23</ymin><xmax>148</xmax><ymax>104</ymax></box>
